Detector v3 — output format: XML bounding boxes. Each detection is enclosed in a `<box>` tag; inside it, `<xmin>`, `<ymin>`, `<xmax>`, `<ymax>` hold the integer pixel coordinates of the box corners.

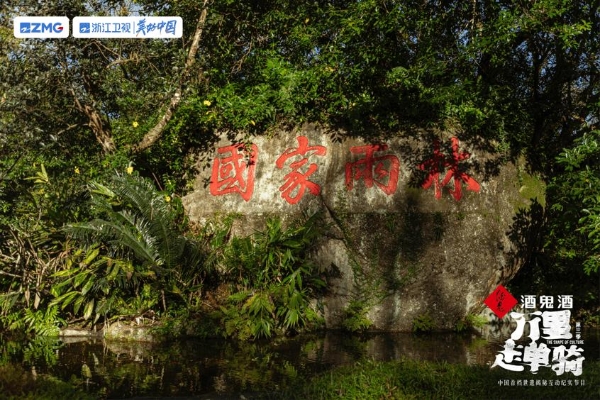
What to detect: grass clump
<box><xmin>273</xmin><ymin>358</ymin><xmax>600</xmax><ymax>400</ymax></box>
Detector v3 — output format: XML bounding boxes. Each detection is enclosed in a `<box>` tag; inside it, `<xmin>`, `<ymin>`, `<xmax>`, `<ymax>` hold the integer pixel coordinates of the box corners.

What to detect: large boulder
<box><xmin>183</xmin><ymin>124</ymin><xmax>534</xmax><ymax>331</ymax></box>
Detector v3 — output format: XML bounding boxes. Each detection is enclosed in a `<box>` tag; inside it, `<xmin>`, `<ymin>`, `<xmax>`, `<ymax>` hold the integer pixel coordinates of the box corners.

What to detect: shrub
<box><xmin>341</xmin><ymin>300</ymin><xmax>373</xmax><ymax>333</ymax></box>
<box><xmin>412</xmin><ymin>312</ymin><xmax>436</xmax><ymax>333</ymax></box>
<box><xmin>216</xmin><ymin>213</ymin><xmax>326</xmax><ymax>339</ymax></box>
<box><xmin>51</xmin><ymin>172</ymin><xmax>204</xmax><ymax>325</ymax></box>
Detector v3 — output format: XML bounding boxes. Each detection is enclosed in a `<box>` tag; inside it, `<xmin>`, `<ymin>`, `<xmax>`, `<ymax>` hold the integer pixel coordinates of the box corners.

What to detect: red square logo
<box><xmin>484</xmin><ymin>285</ymin><xmax>518</xmax><ymax>318</ymax></box>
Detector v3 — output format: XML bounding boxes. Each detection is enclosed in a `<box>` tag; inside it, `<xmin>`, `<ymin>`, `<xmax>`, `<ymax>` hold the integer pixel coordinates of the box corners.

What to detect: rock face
<box><xmin>183</xmin><ymin>124</ymin><xmax>530</xmax><ymax>331</ymax></box>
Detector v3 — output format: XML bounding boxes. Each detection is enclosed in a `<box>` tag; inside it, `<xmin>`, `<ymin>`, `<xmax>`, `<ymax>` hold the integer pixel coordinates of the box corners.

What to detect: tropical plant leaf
<box><xmin>83</xmin><ymin>299</ymin><xmax>95</xmax><ymax>320</ymax></box>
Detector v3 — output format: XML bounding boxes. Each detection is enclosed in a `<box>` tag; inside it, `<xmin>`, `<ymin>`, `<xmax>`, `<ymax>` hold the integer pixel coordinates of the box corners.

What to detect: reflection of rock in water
<box><xmin>317</xmin><ymin>333</ymin><xmax>355</xmax><ymax>365</ymax></box>
<box><xmin>305</xmin><ymin>331</ymin><xmax>498</xmax><ymax>367</ymax></box>
<box><xmin>213</xmin><ymin>373</ymin><xmax>227</xmax><ymax>393</ymax></box>
<box><xmin>366</xmin><ymin>333</ymin><xmax>472</xmax><ymax>363</ymax></box>
<box><xmin>364</xmin><ymin>333</ymin><xmax>475</xmax><ymax>364</ymax></box>
<box><xmin>104</xmin><ymin>340</ymin><xmax>155</xmax><ymax>362</ymax></box>
<box><xmin>61</xmin><ymin>336</ymin><xmax>103</xmax><ymax>345</ymax></box>
<box><xmin>223</xmin><ymin>326</ymin><xmax>595</xmax><ymax>377</ymax></box>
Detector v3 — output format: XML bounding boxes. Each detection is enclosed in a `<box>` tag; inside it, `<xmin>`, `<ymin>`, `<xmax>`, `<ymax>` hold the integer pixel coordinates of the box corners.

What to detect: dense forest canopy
<box><xmin>2</xmin><ymin>1</ymin><xmax>598</xmax><ymax>169</ymax></box>
<box><xmin>0</xmin><ymin>0</ymin><xmax>598</xmax><ymax>334</ymax></box>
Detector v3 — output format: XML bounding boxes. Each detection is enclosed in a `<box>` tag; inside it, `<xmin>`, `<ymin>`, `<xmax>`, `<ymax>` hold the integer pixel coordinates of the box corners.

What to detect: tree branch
<box><xmin>70</xmin><ymin>89</ymin><xmax>116</xmax><ymax>154</ymax></box>
<box><xmin>132</xmin><ymin>0</ymin><xmax>210</xmax><ymax>153</ymax></box>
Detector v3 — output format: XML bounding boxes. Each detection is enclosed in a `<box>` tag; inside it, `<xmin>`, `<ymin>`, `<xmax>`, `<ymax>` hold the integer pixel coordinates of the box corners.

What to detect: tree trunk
<box><xmin>71</xmin><ymin>90</ymin><xmax>116</xmax><ymax>154</ymax></box>
<box><xmin>133</xmin><ymin>0</ymin><xmax>210</xmax><ymax>153</ymax></box>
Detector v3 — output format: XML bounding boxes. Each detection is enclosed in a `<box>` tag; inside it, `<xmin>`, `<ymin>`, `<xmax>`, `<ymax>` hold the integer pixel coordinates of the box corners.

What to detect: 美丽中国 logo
<box><xmin>14</xmin><ymin>16</ymin><xmax>69</xmax><ymax>38</ymax></box>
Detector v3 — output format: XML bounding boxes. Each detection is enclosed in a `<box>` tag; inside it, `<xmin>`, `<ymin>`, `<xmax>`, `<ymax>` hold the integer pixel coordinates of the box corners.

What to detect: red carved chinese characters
<box><xmin>345</xmin><ymin>144</ymin><xmax>400</xmax><ymax>195</ymax></box>
<box><xmin>419</xmin><ymin>137</ymin><xmax>480</xmax><ymax>201</ymax></box>
<box><xmin>210</xmin><ymin>143</ymin><xmax>258</xmax><ymax>202</ymax></box>
<box><xmin>275</xmin><ymin>136</ymin><xmax>327</xmax><ymax>204</ymax></box>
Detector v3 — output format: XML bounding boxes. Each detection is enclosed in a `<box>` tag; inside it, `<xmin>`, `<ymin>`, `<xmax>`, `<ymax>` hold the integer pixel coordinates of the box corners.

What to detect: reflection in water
<box><xmin>1</xmin><ymin>328</ymin><xmax>598</xmax><ymax>398</ymax></box>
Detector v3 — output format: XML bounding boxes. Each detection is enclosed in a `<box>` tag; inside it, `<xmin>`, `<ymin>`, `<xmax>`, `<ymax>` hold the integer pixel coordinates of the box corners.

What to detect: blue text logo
<box><xmin>14</xmin><ymin>17</ymin><xmax>69</xmax><ymax>38</ymax></box>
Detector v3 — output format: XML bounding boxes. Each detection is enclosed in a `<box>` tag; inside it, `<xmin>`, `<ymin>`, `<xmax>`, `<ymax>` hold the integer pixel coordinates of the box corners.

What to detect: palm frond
<box><xmin>59</xmin><ymin>171</ymin><xmax>209</xmax><ymax>321</ymax></box>
<box><xmin>65</xmin><ymin>216</ymin><xmax>160</xmax><ymax>266</ymax></box>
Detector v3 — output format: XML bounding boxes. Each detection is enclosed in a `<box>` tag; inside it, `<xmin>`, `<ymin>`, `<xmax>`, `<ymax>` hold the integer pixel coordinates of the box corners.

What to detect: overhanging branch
<box><xmin>132</xmin><ymin>0</ymin><xmax>210</xmax><ymax>153</ymax></box>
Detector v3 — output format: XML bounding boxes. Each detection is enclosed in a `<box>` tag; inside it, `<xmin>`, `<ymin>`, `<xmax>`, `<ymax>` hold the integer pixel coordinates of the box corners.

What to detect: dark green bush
<box><xmin>215</xmin><ymin>213</ymin><xmax>326</xmax><ymax>339</ymax></box>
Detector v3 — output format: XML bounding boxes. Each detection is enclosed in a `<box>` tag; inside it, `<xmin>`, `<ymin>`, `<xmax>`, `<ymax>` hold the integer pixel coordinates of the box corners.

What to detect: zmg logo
<box><xmin>14</xmin><ymin>17</ymin><xmax>69</xmax><ymax>38</ymax></box>
<box><xmin>20</xmin><ymin>22</ymin><xmax>64</xmax><ymax>34</ymax></box>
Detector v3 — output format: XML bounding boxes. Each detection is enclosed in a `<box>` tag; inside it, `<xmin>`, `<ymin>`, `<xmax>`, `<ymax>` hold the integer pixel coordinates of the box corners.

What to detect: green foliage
<box><xmin>517</xmin><ymin>170</ymin><xmax>546</xmax><ymax>208</ymax></box>
<box><xmin>577</xmin><ymin>308</ymin><xmax>600</xmax><ymax>327</ymax></box>
<box><xmin>0</xmin><ymin>164</ymin><xmax>75</xmax><ymax>335</ymax></box>
<box><xmin>51</xmin><ymin>172</ymin><xmax>205</xmax><ymax>324</ymax></box>
<box><xmin>67</xmin><ymin>172</ymin><xmax>199</xmax><ymax>270</ymax></box>
<box><xmin>215</xmin><ymin>213</ymin><xmax>325</xmax><ymax>339</ymax></box>
<box><xmin>153</xmin><ymin>308</ymin><xmax>221</xmax><ymax>340</ymax></box>
<box><xmin>22</xmin><ymin>307</ymin><xmax>64</xmax><ymax>337</ymax></box>
<box><xmin>221</xmin><ymin>290</ymin><xmax>275</xmax><ymax>340</ymax></box>
<box><xmin>524</xmin><ymin>131</ymin><xmax>600</xmax><ymax>311</ymax></box>
<box><xmin>550</xmin><ymin>131</ymin><xmax>600</xmax><ymax>275</ymax></box>
<box><xmin>341</xmin><ymin>300</ymin><xmax>373</xmax><ymax>333</ymax></box>
<box><xmin>511</xmin><ymin>131</ymin><xmax>600</xmax><ymax>316</ymax></box>
<box><xmin>455</xmin><ymin>314</ymin><xmax>488</xmax><ymax>333</ymax></box>
<box><xmin>278</xmin><ymin>358</ymin><xmax>600</xmax><ymax>400</ymax></box>
<box><xmin>3</xmin><ymin>0</ymin><xmax>597</xmax><ymax>175</ymax></box>
<box><xmin>412</xmin><ymin>313</ymin><xmax>436</xmax><ymax>334</ymax></box>
<box><xmin>220</xmin><ymin>216</ymin><xmax>322</xmax><ymax>288</ymax></box>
